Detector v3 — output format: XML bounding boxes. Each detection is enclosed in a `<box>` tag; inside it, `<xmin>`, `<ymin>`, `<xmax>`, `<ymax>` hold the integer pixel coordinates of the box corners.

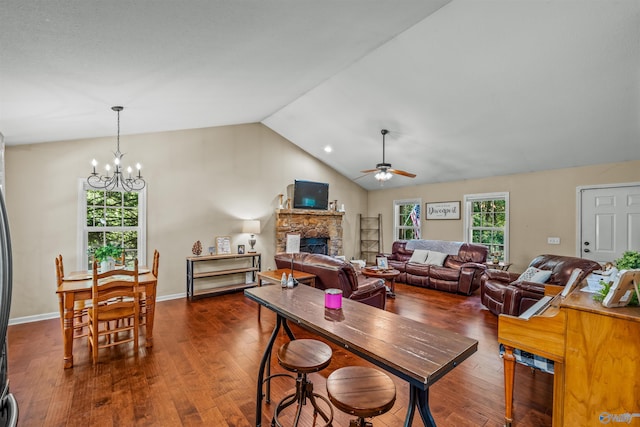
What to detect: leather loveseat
<box><xmin>274</xmin><ymin>253</ymin><xmax>387</xmax><ymax>309</ymax></box>
<box><xmin>382</xmin><ymin>240</ymin><xmax>488</xmax><ymax>295</ymax></box>
<box><xmin>480</xmin><ymin>254</ymin><xmax>601</xmax><ymax>316</ymax></box>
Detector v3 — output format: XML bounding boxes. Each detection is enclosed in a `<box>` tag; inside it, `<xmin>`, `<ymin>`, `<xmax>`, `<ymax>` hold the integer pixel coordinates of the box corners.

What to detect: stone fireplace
<box><xmin>275</xmin><ymin>209</ymin><xmax>344</xmax><ymax>256</ymax></box>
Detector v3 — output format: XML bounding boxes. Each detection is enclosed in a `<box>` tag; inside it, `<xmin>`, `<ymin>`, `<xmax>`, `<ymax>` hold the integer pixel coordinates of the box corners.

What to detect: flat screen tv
<box><xmin>293</xmin><ymin>180</ymin><xmax>329</xmax><ymax>210</ymax></box>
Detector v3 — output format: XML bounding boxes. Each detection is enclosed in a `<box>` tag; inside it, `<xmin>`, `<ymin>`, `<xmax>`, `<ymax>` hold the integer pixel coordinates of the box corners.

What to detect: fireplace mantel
<box><xmin>275</xmin><ymin>209</ymin><xmax>344</xmax><ymax>255</ymax></box>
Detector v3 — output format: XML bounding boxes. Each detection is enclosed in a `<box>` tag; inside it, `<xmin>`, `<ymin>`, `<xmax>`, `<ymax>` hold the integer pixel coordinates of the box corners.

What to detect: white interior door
<box><xmin>578</xmin><ymin>184</ymin><xmax>640</xmax><ymax>263</ymax></box>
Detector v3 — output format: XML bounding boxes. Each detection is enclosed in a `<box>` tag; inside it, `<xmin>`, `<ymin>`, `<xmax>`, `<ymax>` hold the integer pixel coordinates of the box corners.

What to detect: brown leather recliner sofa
<box><xmin>274</xmin><ymin>253</ymin><xmax>387</xmax><ymax>309</ymax></box>
<box><xmin>382</xmin><ymin>240</ymin><xmax>488</xmax><ymax>295</ymax></box>
<box><xmin>480</xmin><ymin>254</ymin><xmax>601</xmax><ymax>316</ymax></box>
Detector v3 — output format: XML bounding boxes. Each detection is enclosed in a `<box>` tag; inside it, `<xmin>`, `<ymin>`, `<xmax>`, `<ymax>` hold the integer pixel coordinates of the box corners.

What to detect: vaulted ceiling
<box><xmin>2</xmin><ymin>1</ymin><xmax>639</xmax><ymax>190</ymax></box>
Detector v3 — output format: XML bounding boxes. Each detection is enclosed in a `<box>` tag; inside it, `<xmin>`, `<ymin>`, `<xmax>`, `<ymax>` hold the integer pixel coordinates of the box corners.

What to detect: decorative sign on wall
<box><xmin>425</xmin><ymin>201</ymin><xmax>461</xmax><ymax>220</ymax></box>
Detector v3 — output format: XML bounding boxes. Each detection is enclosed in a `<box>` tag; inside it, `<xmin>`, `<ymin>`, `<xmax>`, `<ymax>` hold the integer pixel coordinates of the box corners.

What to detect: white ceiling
<box><xmin>2</xmin><ymin>1</ymin><xmax>639</xmax><ymax>190</ymax></box>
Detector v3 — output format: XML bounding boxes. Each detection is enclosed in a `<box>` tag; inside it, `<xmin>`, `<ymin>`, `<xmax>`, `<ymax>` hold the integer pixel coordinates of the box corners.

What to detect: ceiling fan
<box><xmin>360</xmin><ymin>129</ymin><xmax>416</xmax><ymax>182</ymax></box>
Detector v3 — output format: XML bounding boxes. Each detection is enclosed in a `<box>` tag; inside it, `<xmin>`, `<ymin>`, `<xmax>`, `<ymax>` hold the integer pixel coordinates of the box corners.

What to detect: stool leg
<box><xmin>272</xmin><ymin>373</ymin><xmax>333</xmax><ymax>427</ymax></box>
<box><xmin>292</xmin><ymin>376</ymin><xmax>306</xmax><ymax>426</ymax></box>
<box><xmin>306</xmin><ymin>387</ymin><xmax>332</xmax><ymax>424</ymax></box>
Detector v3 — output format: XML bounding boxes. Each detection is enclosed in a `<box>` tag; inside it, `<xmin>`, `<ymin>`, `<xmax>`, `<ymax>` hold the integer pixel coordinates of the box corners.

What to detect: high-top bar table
<box><xmin>245</xmin><ymin>284</ymin><xmax>478</xmax><ymax>427</ymax></box>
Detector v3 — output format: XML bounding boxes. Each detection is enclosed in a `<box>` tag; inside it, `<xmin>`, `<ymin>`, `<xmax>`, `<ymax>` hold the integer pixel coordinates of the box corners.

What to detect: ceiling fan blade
<box><xmin>352</xmin><ymin>173</ymin><xmax>372</xmax><ymax>181</ymax></box>
<box><xmin>354</xmin><ymin>129</ymin><xmax>417</xmax><ymax>181</ymax></box>
<box><xmin>389</xmin><ymin>168</ymin><xmax>416</xmax><ymax>178</ymax></box>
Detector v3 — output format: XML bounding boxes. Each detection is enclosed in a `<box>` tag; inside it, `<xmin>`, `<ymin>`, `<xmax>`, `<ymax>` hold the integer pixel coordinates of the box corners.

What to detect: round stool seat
<box><xmin>278</xmin><ymin>339</ymin><xmax>332</xmax><ymax>373</ymax></box>
<box><xmin>326</xmin><ymin>366</ymin><xmax>396</xmax><ymax>418</ymax></box>
<box><xmin>273</xmin><ymin>339</ymin><xmax>334</xmax><ymax>427</ymax></box>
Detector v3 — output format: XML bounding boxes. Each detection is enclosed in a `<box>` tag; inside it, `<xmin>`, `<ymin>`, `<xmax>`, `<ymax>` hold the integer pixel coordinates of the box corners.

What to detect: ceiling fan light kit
<box><xmin>360</xmin><ymin>129</ymin><xmax>417</xmax><ymax>183</ymax></box>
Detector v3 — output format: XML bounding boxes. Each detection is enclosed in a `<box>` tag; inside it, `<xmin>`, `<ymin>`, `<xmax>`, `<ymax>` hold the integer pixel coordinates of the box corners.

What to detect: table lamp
<box><xmin>243</xmin><ymin>220</ymin><xmax>260</xmax><ymax>253</ymax></box>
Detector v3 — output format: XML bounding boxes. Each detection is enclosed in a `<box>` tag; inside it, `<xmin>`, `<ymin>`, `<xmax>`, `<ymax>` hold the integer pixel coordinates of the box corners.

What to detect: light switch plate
<box><xmin>547</xmin><ymin>237</ymin><xmax>560</xmax><ymax>245</ymax></box>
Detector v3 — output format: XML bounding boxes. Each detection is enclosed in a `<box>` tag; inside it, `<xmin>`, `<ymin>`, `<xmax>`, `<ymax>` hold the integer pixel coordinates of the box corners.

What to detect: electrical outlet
<box><xmin>547</xmin><ymin>237</ymin><xmax>560</xmax><ymax>245</ymax></box>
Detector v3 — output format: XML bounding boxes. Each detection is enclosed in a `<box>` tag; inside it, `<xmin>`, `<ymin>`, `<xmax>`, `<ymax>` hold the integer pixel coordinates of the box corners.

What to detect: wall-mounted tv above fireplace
<box><xmin>293</xmin><ymin>180</ymin><xmax>329</xmax><ymax>210</ymax></box>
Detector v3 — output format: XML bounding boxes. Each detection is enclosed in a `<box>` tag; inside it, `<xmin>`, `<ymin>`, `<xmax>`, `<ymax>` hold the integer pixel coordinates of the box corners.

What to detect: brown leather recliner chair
<box><xmin>480</xmin><ymin>254</ymin><xmax>601</xmax><ymax>316</ymax></box>
<box><xmin>274</xmin><ymin>253</ymin><xmax>387</xmax><ymax>309</ymax></box>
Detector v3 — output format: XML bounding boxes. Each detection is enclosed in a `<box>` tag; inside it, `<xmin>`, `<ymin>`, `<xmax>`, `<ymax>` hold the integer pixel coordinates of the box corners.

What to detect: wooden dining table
<box><xmin>56</xmin><ymin>267</ymin><xmax>158</xmax><ymax>368</ymax></box>
<box><xmin>245</xmin><ymin>284</ymin><xmax>478</xmax><ymax>427</ymax></box>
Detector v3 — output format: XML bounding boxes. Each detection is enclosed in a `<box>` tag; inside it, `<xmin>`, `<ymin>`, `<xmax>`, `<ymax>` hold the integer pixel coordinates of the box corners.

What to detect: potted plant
<box><xmin>594</xmin><ymin>250</ymin><xmax>640</xmax><ymax>306</ymax></box>
<box><xmin>93</xmin><ymin>243</ymin><xmax>122</xmax><ymax>271</ymax></box>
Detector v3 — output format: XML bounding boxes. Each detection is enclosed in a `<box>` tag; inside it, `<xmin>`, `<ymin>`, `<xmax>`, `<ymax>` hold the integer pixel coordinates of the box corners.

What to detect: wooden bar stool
<box><xmin>272</xmin><ymin>339</ymin><xmax>334</xmax><ymax>427</ymax></box>
<box><xmin>326</xmin><ymin>366</ymin><xmax>396</xmax><ymax>427</ymax></box>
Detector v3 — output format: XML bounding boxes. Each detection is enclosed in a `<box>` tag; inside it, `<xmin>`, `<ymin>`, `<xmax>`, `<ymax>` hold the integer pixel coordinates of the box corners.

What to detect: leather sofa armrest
<box><xmin>483</xmin><ymin>268</ymin><xmax>519</xmax><ymax>283</ymax></box>
<box><xmin>458</xmin><ymin>262</ymin><xmax>488</xmax><ymax>295</ymax></box>
<box><xmin>381</xmin><ymin>252</ymin><xmax>398</xmax><ymax>261</ymax></box>
<box><xmin>503</xmin><ymin>281</ymin><xmax>563</xmax><ymax>316</ymax></box>
<box><xmin>461</xmin><ymin>261</ymin><xmax>487</xmax><ymax>270</ymax></box>
<box><xmin>353</xmin><ymin>279</ymin><xmax>384</xmax><ymax>295</ymax></box>
<box><xmin>350</xmin><ymin>278</ymin><xmax>386</xmax><ymax>309</ymax></box>
<box><xmin>510</xmin><ymin>280</ymin><xmax>546</xmax><ymax>294</ymax></box>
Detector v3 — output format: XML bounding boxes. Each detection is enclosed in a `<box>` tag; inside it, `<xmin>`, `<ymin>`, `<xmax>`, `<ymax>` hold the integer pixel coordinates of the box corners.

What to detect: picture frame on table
<box><xmin>377</xmin><ymin>256</ymin><xmax>388</xmax><ymax>270</ymax></box>
<box><xmin>237</xmin><ymin>245</ymin><xmax>245</xmax><ymax>255</ymax></box>
<box><xmin>426</xmin><ymin>201</ymin><xmax>461</xmax><ymax>220</ymax></box>
<box><xmin>215</xmin><ymin>236</ymin><xmax>231</xmax><ymax>255</ymax></box>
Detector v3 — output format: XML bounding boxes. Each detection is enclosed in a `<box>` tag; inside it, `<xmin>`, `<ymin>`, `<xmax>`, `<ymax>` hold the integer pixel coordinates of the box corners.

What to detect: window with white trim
<box><xmin>78</xmin><ymin>181</ymin><xmax>147</xmax><ymax>270</ymax></box>
<box><xmin>394</xmin><ymin>199</ymin><xmax>421</xmax><ymax>240</ymax></box>
<box><xmin>463</xmin><ymin>193</ymin><xmax>509</xmax><ymax>262</ymax></box>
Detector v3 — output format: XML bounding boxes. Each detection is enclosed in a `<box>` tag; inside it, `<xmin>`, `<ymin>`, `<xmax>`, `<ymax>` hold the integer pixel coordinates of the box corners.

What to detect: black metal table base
<box><xmin>255</xmin><ymin>314</ymin><xmax>438</xmax><ymax>427</ymax></box>
<box><xmin>256</xmin><ymin>315</ymin><xmax>295</xmax><ymax>427</ymax></box>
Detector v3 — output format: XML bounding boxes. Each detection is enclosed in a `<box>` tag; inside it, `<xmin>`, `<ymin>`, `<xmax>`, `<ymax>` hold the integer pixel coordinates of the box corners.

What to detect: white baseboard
<box><xmin>8</xmin><ymin>292</ymin><xmax>186</xmax><ymax>326</ymax></box>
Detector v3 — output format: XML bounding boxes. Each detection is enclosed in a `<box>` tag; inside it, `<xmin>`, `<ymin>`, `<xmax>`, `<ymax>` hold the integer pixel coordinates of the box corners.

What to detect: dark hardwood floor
<box><xmin>8</xmin><ymin>283</ymin><xmax>553</xmax><ymax>426</ymax></box>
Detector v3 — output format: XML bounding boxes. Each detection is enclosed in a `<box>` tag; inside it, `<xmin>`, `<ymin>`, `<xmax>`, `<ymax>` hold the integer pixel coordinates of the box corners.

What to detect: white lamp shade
<box><xmin>242</xmin><ymin>220</ymin><xmax>260</xmax><ymax>235</ymax></box>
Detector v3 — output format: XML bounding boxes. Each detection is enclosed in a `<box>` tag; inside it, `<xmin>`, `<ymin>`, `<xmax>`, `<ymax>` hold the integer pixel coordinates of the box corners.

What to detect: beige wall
<box><xmin>6</xmin><ymin>122</ymin><xmax>638</xmax><ymax>320</ymax></box>
<box><xmin>5</xmin><ymin>123</ymin><xmax>368</xmax><ymax>319</ymax></box>
<box><xmin>368</xmin><ymin>160</ymin><xmax>640</xmax><ymax>273</ymax></box>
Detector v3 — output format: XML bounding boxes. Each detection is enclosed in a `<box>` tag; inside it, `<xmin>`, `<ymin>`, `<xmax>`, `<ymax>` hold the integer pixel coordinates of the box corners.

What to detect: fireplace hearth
<box><xmin>275</xmin><ymin>209</ymin><xmax>344</xmax><ymax>256</ymax></box>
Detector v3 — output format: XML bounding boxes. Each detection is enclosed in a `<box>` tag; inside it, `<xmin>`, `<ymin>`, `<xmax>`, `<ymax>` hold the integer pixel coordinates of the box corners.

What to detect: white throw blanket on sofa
<box><xmin>405</xmin><ymin>239</ymin><xmax>463</xmax><ymax>255</ymax></box>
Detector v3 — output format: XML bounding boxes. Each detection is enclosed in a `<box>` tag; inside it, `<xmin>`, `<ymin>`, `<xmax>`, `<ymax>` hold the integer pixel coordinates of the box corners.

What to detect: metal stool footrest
<box><xmin>272</xmin><ymin>373</ymin><xmax>333</xmax><ymax>427</ymax></box>
<box><xmin>262</xmin><ymin>373</ymin><xmax>296</xmax><ymax>404</ymax></box>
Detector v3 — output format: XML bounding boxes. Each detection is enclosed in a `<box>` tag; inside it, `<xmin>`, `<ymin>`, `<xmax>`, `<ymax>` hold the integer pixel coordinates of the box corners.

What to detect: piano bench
<box><xmin>499</xmin><ymin>344</ymin><xmax>554</xmax><ymax>375</ymax></box>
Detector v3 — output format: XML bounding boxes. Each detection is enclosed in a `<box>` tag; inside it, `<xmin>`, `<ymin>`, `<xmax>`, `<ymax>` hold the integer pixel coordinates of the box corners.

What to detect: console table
<box><xmin>186</xmin><ymin>253</ymin><xmax>261</xmax><ymax>300</ymax></box>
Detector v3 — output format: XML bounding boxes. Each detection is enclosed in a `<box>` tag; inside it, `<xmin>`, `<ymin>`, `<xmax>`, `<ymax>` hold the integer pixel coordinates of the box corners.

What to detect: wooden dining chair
<box><xmin>139</xmin><ymin>250</ymin><xmax>159</xmax><ymax>326</ymax></box>
<box><xmin>56</xmin><ymin>254</ymin><xmax>88</xmax><ymax>339</ymax></box>
<box><xmin>88</xmin><ymin>259</ymin><xmax>140</xmax><ymax>364</ymax></box>
<box><xmin>115</xmin><ymin>251</ymin><xmax>126</xmax><ymax>267</ymax></box>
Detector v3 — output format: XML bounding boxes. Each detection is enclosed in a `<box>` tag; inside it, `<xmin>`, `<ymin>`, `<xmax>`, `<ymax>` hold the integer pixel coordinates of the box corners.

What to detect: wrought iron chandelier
<box><xmin>87</xmin><ymin>106</ymin><xmax>146</xmax><ymax>191</ymax></box>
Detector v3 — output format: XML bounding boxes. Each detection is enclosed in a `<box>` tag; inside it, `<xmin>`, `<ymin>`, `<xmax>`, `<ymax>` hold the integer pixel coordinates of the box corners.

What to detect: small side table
<box><xmin>257</xmin><ymin>268</ymin><xmax>316</xmax><ymax>288</ymax></box>
<box><xmin>361</xmin><ymin>268</ymin><xmax>400</xmax><ymax>298</ymax></box>
<box><xmin>485</xmin><ymin>262</ymin><xmax>512</xmax><ymax>271</ymax></box>
<box><xmin>256</xmin><ymin>269</ymin><xmax>317</xmax><ymax>320</ymax></box>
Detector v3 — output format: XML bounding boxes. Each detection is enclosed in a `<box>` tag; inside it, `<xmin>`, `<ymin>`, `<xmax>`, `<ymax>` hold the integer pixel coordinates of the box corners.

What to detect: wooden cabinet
<box><xmin>186</xmin><ymin>253</ymin><xmax>261</xmax><ymax>300</ymax></box>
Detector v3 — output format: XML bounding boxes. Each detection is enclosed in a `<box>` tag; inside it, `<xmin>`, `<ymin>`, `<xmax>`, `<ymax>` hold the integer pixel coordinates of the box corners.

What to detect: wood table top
<box><xmin>245</xmin><ymin>284</ymin><xmax>477</xmax><ymax>389</ymax></box>
<box><xmin>361</xmin><ymin>267</ymin><xmax>400</xmax><ymax>278</ymax></box>
<box><xmin>257</xmin><ymin>268</ymin><xmax>316</xmax><ymax>281</ymax></box>
<box><xmin>57</xmin><ymin>267</ymin><xmax>156</xmax><ymax>293</ymax></box>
